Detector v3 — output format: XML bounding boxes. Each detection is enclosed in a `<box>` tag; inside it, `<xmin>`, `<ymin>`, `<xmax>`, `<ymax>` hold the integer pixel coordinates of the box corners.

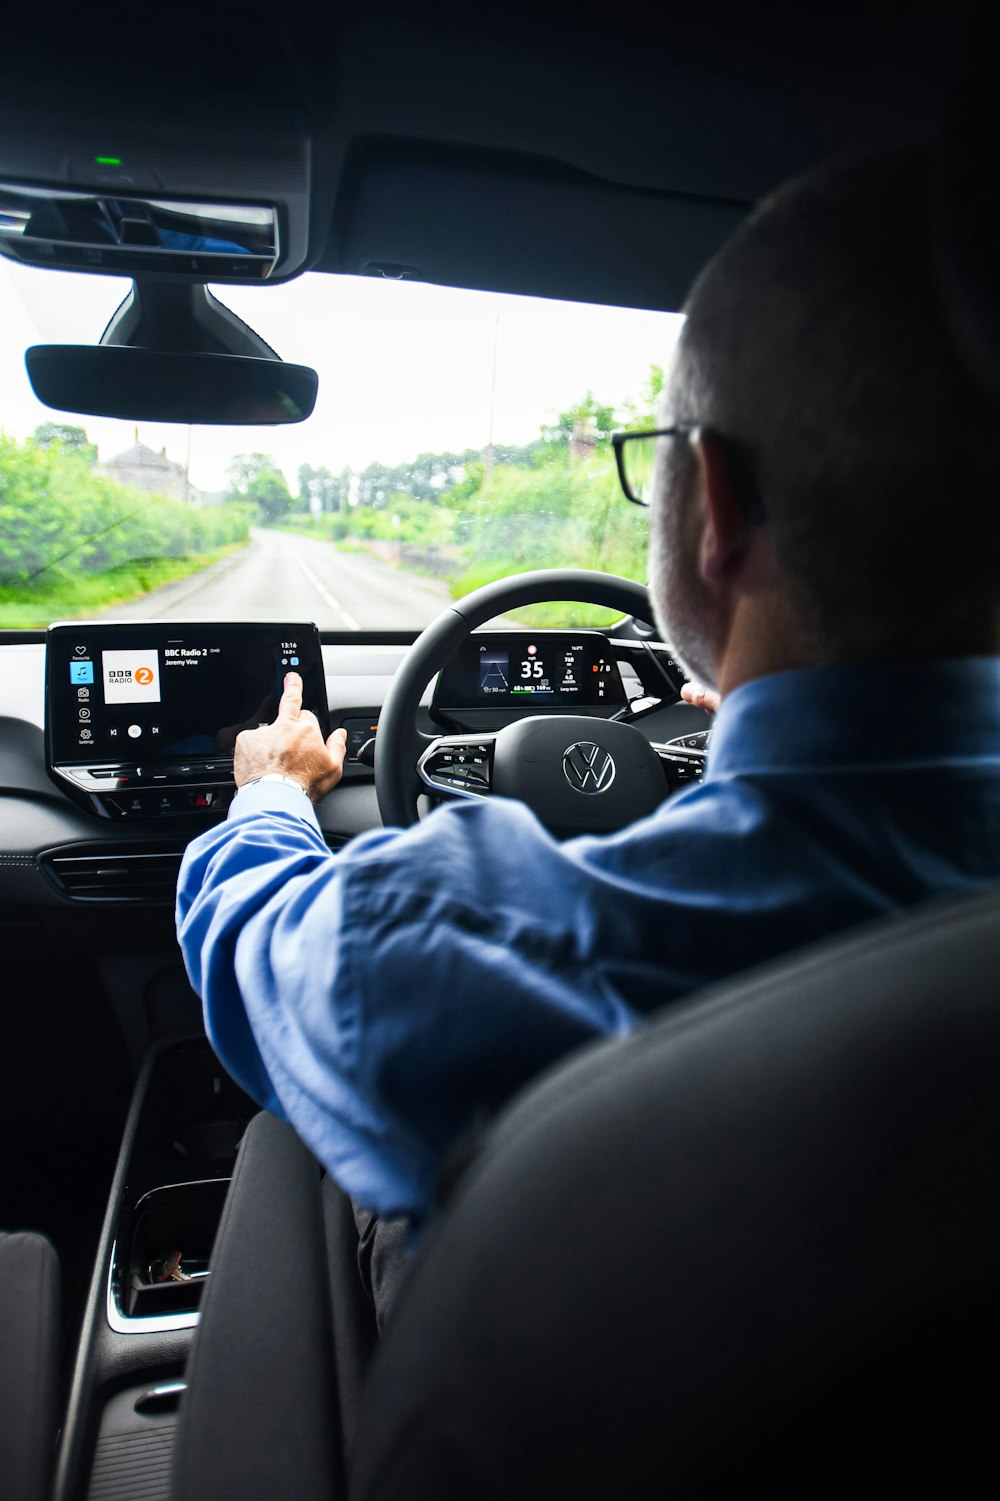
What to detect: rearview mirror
<box><xmin>25</xmin><ymin>345</ymin><xmax>319</xmax><ymax>425</ymax></box>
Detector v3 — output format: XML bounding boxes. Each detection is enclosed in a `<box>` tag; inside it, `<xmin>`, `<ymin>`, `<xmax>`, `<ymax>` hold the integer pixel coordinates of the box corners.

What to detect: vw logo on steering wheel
<box><xmin>563</xmin><ymin>741</ymin><xmax>616</xmax><ymax>794</ymax></box>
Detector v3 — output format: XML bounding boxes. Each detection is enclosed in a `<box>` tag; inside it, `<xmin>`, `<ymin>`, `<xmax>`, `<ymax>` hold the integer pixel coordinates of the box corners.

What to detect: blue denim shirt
<box><xmin>177</xmin><ymin>658</ymin><xmax>1000</xmax><ymax>1221</ymax></box>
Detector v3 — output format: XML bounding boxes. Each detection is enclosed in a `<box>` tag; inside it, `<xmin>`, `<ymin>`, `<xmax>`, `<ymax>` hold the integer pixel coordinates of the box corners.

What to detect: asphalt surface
<box><xmin>99</xmin><ymin>528</ymin><xmax>455</xmax><ymax>630</ymax></box>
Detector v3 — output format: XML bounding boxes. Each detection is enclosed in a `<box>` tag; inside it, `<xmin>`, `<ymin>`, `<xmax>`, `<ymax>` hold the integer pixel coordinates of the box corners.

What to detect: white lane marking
<box><xmin>322</xmin><ymin>543</ymin><xmax>452</xmax><ymax>603</ymax></box>
<box><xmin>289</xmin><ymin>545</ymin><xmax>362</xmax><ymax>630</ymax></box>
<box><xmin>102</xmin><ymin>537</ymin><xmax>256</xmax><ymax>620</ymax></box>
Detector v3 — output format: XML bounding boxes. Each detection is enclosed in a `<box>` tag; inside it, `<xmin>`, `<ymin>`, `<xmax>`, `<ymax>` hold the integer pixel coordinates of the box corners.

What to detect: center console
<box><xmin>56</xmin><ymin>1037</ymin><xmax>258</xmax><ymax>1501</ymax></box>
<box><xmin>45</xmin><ymin>621</ymin><xmax>330</xmax><ymax>821</ymax></box>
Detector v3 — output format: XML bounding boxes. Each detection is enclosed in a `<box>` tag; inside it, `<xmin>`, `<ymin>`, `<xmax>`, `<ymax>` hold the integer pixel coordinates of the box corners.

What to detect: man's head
<box><xmin>649</xmin><ymin>150</ymin><xmax>1000</xmax><ymax>692</ymax></box>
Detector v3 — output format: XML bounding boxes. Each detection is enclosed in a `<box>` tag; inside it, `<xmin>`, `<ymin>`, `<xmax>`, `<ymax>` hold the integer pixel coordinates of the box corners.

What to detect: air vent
<box><xmin>39</xmin><ymin>842</ymin><xmax>186</xmax><ymax>904</ymax></box>
<box><xmin>40</xmin><ymin>834</ymin><xmax>348</xmax><ymax>904</ymax></box>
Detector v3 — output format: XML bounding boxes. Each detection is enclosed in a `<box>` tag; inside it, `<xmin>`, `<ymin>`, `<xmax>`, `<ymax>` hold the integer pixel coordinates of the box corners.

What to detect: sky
<box><xmin>0</xmin><ymin>257</ymin><xmax>682</xmax><ymax>494</ymax></box>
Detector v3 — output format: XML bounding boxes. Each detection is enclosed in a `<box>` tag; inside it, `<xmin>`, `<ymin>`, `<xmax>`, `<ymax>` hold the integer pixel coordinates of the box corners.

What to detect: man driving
<box><xmin>177</xmin><ymin>149</ymin><xmax>1000</xmax><ymax>1273</ymax></box>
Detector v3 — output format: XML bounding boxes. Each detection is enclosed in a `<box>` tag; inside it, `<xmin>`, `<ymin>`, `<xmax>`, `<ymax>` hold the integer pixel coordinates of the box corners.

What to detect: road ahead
<box><xmin>100</xmin><ymin>528</ymin><xmax>455</xmax><ymax>630</ymax></box>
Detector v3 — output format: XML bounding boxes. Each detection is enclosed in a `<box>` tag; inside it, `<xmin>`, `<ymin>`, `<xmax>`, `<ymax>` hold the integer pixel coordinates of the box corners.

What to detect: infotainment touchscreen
<box><xmin>46</xmin><ymin>622</ymin><xmax>329</xmax><ymax>818</ymax></box>
<box><xmin>433</xmin><ymin>631</ymin><xmax>628</xmax><ymax>713</ymax></box>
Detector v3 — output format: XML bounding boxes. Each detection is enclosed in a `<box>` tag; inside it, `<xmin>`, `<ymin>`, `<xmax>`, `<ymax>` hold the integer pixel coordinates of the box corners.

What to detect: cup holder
<box><xmin>114</xmin><ymin>1178</ymin><xmax>229</xmax><ymax>1324</ymax></box>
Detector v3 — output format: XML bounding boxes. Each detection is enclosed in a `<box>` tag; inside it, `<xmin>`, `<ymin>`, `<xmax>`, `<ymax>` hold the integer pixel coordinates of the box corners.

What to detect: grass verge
<box><xmin>0</xmin><ymin>544</ymin><xmax>246</xmax><ymax>629</ymax></box>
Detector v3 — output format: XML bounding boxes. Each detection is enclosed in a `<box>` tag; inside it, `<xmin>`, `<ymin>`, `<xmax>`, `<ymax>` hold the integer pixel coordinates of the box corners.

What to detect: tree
<box><xmin>540</xmin><ymin>392</ymin><xmax>617</xmax><ymax>455</ymax></box>
<box><xmin>298</xmin><ymin>463</ymin><xmax>351</xmax><ymax>514</ymax></box>
<box><xmin>227</xmin><ymin>453</ymin><xmax>275</xmax><ymax>495</ymax></box>
<box><xmin>32</xmin><ymin>422</ymin><xmax>97</xmax><ymax>464</ymax></box>
<box><xmin>620</xmin><ymin>364</ymin><xmax>666</xmax><ymax>430</ymax></box>
<box><xmin>227</xmin><ymin>453</ymin><xmax>293</xmax><ymax>524</ymax></box>
<box><xmin>444</xmin><ymin>460</ymin><xmax>486</xmax><ymax>505</ymax></box>
<box><xmin>354</xmin><ymin>461</ymin><xmax>397</xmax><ymax>510</ymax></box>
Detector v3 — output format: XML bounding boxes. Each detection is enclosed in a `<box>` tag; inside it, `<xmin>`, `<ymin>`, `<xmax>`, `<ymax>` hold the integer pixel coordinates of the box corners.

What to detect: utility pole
<box><xmin>484</xmin><ymin>311</ymin><xmax>500</xmax><ymax>491</ymax></box>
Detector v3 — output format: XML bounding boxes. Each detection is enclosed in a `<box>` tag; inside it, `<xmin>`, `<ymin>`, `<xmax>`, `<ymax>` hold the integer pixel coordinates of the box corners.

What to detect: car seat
<box><xmin>168</xmin><ymin>885</ymin><xmax>999</xmax><ymax>1500</ymax></box>
<box><xmin>0</xmin><ymin>1230</ymin><xmax>60</xmax><ymax>1501</ymax></box>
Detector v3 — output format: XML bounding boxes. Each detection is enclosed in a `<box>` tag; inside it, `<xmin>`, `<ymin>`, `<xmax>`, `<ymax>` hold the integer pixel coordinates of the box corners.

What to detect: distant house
<box><xmin>95</xmin><ymin>435</ymin><xmax>202</xmax><ymax>505</ymax></box>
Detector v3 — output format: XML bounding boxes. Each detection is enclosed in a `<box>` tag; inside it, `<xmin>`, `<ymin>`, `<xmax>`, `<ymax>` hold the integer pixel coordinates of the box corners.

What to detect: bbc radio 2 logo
<box><xmin>102</xmin><ymin>649</ymin><xmax>162</xmax><ymax>705</ymax></box>
<box><xmin>109</xmin><ymin>665</ymin><xmax>155</xmax><ymax>686</ymax></box>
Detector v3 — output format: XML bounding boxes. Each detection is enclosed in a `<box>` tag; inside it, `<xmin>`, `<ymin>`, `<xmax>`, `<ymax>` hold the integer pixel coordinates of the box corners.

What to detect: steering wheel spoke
<box><xmin>652</xmin><ymin>742</ymin><xmax>707</xmax><ymax>794</ymax></box>
<box><xmin>417</xmin><ymin>735</ymin><xmax>496</xmax><ymax>800</ymax></box>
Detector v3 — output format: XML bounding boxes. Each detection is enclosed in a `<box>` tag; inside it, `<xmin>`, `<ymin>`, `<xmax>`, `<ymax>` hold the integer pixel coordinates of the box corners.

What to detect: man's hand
<box><xmin>680</xmin><ymin>682</ymin><xmax>721</xmax><ymax>714</ymax></box>
<box><xmin>234</xmin><ymin>671</ymin><xmax>348</xmax><ymax>804</ymax></box>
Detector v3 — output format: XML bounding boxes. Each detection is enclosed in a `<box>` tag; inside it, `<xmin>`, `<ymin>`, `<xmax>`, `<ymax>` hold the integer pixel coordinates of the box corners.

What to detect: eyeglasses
<box><xmin>612</xmin><ymin>425</ymin><xmax>767</xmax><ymax>523</ymax></box>
<box><xmin>612</xmin><ymin>426</ymin><xmax>696</xmax><ymax>507</ymax></box>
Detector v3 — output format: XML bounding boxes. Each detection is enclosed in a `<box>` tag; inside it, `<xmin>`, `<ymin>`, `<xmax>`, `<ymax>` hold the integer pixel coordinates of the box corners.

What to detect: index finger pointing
<box><xmin>278</xmin><ymin>670</ymin><xmax>303</xmax><ymax>720</ymax></box>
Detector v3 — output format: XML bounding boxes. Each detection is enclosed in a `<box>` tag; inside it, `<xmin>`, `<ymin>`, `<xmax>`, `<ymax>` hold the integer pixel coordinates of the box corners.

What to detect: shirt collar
<box><xmin>705</xmin><ymin>657</ymin><xmax>1000</xmax><ymax>778</ymax></box>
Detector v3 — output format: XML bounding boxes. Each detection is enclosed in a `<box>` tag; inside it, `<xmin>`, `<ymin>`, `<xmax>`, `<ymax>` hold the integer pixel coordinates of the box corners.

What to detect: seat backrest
<box><xmin>0</xmin><ymin>1230</ymin><xmax>60</xmax><ymax>1501</ymax></box>
<box><xmin>168</xmin><ymin>1109</ymin><xmax>345</xmax><ymax>1501</ymax></box>
<box><xmin>349</xmin><ymin>888</ymin><xmax>1000</xmax><ymax>1500</ymax></box>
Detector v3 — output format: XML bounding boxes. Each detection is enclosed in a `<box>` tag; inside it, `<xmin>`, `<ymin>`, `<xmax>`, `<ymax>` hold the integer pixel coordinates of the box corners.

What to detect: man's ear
<box><xmin>690</xmin><ymin>430</ymin><xmax>752</xmax><ymax>584</ymax></box>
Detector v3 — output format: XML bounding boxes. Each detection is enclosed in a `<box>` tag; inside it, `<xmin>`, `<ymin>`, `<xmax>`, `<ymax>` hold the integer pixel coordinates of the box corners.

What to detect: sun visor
<box><xmin>332</xmin><ymin>149</ymin><xmax>750</xmax><ymax>313</ymax></box>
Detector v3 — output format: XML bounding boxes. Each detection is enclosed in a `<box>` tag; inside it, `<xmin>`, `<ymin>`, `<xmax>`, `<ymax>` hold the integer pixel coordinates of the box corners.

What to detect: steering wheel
<box><xmin>375</xmin><ymin>569</ymin><xmax>678</xmax><ymax>835</ymax></box>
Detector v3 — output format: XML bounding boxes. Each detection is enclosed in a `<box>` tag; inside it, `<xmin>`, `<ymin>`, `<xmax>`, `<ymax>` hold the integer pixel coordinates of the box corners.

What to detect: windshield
<box><xmin>0</xmin><ymin>261</ymin><xmax>681</xmax><ymax>632</ymax></box>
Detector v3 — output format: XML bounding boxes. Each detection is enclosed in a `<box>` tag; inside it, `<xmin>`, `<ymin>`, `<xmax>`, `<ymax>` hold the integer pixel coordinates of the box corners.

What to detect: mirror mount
<box><xmin>100</xmin><ymin>280</ymin><xmax>281</xmax><ymax>360</ymax></box>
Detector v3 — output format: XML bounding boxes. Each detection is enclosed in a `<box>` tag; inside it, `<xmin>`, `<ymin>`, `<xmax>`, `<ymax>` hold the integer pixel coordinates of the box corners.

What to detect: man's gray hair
<box><xmin>673</xmin><ymin>151</ymin><xmax>1000</xmax><ymax>658</ymax></box>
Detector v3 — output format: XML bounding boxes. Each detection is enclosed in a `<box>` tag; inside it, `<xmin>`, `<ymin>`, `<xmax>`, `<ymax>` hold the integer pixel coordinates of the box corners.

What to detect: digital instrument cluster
<box><xmin>434</xmin><ymin>631</ymin><xmax>628</xmax><ymax>714</ymax></box>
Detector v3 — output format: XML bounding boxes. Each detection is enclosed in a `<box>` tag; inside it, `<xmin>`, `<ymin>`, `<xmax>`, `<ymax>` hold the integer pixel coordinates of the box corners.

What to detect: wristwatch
<box><xmin>237</xmin><ymin>772</ymin><xmax>311</xmax><ymax>798</ymax></box>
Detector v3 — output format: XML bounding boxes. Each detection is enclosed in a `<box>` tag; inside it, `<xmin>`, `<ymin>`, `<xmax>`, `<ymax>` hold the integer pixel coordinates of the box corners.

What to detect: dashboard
<box><xmin>0</xmin><ymin>622</ymin><xmax>710</xmax><ymax>922</ymax></box>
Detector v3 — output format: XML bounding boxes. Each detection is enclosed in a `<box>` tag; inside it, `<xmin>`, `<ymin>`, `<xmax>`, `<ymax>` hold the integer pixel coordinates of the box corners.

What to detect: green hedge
<box><xmin>276</xmin><ymin>452</ymin><xmax>649</xmax><ymax>600</ymax></box>
<box><xmin>0</xmin><ymin>433</ymin><xmax>251</xmax><ymax>587</ymax></box>
<box><xmin>451</xmin><ymin>454</ymin><xmax>647</xmax><ymax>588</ymax></box>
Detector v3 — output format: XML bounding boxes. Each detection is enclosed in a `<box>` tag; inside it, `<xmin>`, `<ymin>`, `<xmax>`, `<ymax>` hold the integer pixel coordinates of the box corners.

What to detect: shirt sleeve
<box><xmin>176</xmin><ymin>783</ymin><xmax>640</xmax><ymax>1223</ymax></box>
